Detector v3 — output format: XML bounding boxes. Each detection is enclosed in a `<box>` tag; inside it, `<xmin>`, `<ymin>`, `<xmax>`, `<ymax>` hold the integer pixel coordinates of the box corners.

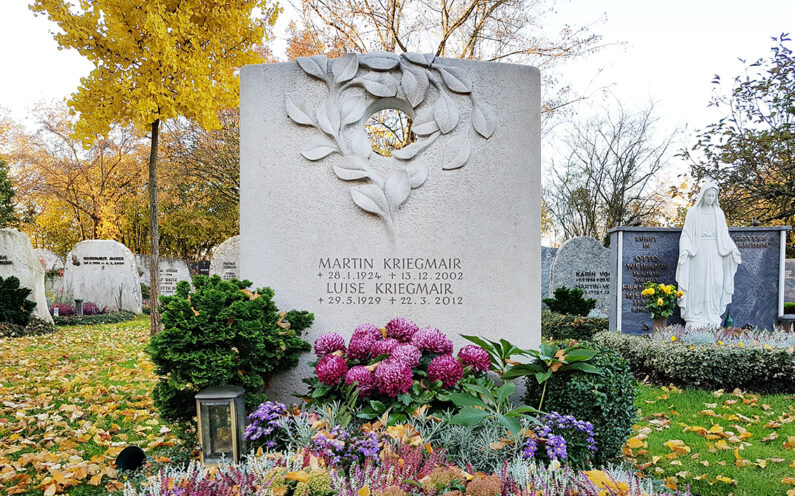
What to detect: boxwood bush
<box><xmin>592</xmin><ymin>331</ymin><xmax>795</xmax><ymax>393</ymax></box>
<box><xmin>0</xmin><ymin>276</ymin><xmax>36</xmax><ymax>326</ymax></box>
<box><xmin>541</xmin><ymin>309</ymin><xmax>609</xmax><ymax>341</ymax></box>
<box><xmin>0</xmin><ymin>318</ymin><xmax>55</xmax><ymax>338</ymax></box>
<box><xmin>148</xmin><ymin>275</ymin><xmax>313</xmax><ymax>422</ymax></box>
<box><xmin>523</xmin><ymin>342</ymin><xmax>636</xmax><ymax>465</ymax></box>
<box><xmin>785</xmin><ymin>302</ymin><xmax>795</xmax><ymax>314</ymax></box>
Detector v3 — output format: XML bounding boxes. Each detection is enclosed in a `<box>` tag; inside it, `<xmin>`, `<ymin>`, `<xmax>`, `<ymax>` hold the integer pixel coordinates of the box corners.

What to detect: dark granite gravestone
<box><xmin>609</xmin><ymin>226</ymin><xmax>791</xmax><ymax>334</ymax></box>
<box><xmin>190</xmin><ymin>260</ymin><xmax>211</xmax><ymax>276</ymax></box>
<box><xmin>541</xmin><ymin>246</ymin><xmax>558</xmax><ymax>300</ymax></box>
<box><xmin>549</xmin><ymin>237</ymin><xmax>611</xmax><ymax>316</ymax></box>
<box><xmin>786</xmin><ymin>259</ymin><xmax>794</xmax><ymax>302</ymax></box>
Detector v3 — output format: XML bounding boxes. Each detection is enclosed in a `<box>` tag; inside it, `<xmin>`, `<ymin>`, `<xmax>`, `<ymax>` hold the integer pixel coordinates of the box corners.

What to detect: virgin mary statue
<box><xmin>675</xmin><ymin>181</ymin><xmax>741</xmax><ymax>328</ymax></box>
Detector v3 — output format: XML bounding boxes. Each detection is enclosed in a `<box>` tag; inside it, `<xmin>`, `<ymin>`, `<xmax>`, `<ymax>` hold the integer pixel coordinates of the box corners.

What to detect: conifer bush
<box><xmin>0</xmin><ymin>276</ymin><xmax>36</xmax><ymax>326</ymax></box>
<box><xmin>148</xmin><ymin>275</ymin><xmax>313</xmax><ymax>421</ymax></box>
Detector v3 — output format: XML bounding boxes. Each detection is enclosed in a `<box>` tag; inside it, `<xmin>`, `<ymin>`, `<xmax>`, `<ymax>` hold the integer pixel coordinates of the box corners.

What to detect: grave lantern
<box><xmin>195</xmin><ymin>386</ymin><xmax>245</xmax><ymax>464</ymax></box>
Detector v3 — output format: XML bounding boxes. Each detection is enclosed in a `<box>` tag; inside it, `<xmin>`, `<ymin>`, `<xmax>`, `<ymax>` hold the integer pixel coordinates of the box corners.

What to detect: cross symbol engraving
<box><xmin>318</xmin><ymin>297</ymin><xmax>324</xmax><ymax>303</ymax></box>
<box><xmin>389</xmin><ymin>297</ymin><xmax>396</xmax><ymax>304</ymax></box>
<box><xmin>317</xmin><ymin>272</ymin><xmax>323</xmax><ymax>277</ymax></box>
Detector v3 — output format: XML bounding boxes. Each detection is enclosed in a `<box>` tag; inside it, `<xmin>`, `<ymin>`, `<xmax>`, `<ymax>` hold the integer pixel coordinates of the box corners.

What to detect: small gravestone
<box><xmin>135</xmin><ymin>255</ymin><xmax>192</xmax><ymax>296</ymax></box>
<box><xmin>541</xmin><ymin>246</ymin><xmax>558</xmax><ymax>300</ymax></box>
<box><xmin>609</xmin><ymin>227</ymin><xmax>791</xmax><ymax>333</ymax></box>
<box><xmin>64</xmin><ymin>240</ymin><xmax>142</xmax><ymax>313</ymax></box>
<box><xmin>34</xmin><ymin>248</ymin><xmax>65</xmax><ymax>297</ymax></box>
<box><xmin>210</xmin><ymin>236</ymin><xmax>240</xmax><ymax>280</ymax></box>
<box><xmin>548</xmin><ymin>237</ymin><xmax>611</xmax><ymax>316</ymax></box>
<box><xmin>190</xmin><ymin>260</ymin><xmax>211</xmax><ymax>276</ymax></box>
<box><xmin>786</xmin><ymin>259</ymin><xmax>794</xmax><ymax>303</ymax></box>
<box><xmin>0</xmin><ymin>229</ymin><xmax>54</xmax><ymax>324</ymax></box>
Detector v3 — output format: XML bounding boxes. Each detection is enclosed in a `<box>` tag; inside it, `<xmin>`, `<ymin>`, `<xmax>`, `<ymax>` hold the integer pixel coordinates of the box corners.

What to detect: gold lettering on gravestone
<box><xmin>316</xmin><ymin>257</ymin><xmax>464</xmax><ymax>306</ymax></box>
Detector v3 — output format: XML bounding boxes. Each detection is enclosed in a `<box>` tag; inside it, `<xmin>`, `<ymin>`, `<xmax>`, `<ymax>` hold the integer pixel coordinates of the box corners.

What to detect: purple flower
<box><xmin>372</xmin><ymin>338</ymin><xmax>400</xmax><ymax>357</ymax></box>
<box><xmin>427</xmin><ymin>355</ymin><xmax>463</xmax><ymax>388</ymax></box>
<box><xmin>347</xmin><ymin>333</ymin><xmax>377</xmax><ymax>361</ymax></box>
<box><xmin>345</xmin><ymin>366</ymin><xmax>376</xmax><ymax>397</ymax></box>
<box><xmin>316</xmin><ymin>354</ymin><xmax>348</xmax><ymax>385</ymax></box>
<box><xmin>385</xmin><ymin>317</ymin><xmax>419</xmax><ymax>342</ymax></box>
<box><xmin>522</xmin><ymin>438</ymin><xmax>537</xmax><ymax>459</ymax></box>
<box><xmin>545</xmin><ymin>434</ymin><xmax>567</xmax><ymax>460</ymax></box>
<box><xmin>411</xmin><ymin>327</ymin><xmax>453</xmax><ymax>355</ymax></box>
<box><xmin>353</xmin><ymin>323</ymin><xmax>382</xmax><ymax>341</ymax></box>
<box><xmin>389</xmin><ymin>344</ymin><xmax>422</xmax><ymax>368</ymax></box>
<box><xmin>314</xmin><ymin>333</ymin><xmax>346</xmax><ymax>358</ymax></box>
<box><xmin>375</xmin><ymin>360</ymin><xmax>414</xmax><ymax>397</ymax></box>
<box><xmin>458</xmin><ymin>345</ymin><xmax>490</xmax><ymax>372</ymax></box>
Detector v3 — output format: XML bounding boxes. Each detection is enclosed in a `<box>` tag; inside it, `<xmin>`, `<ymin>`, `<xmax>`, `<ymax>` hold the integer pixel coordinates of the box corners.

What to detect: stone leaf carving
<box><xmin>289</xmin><ymin>52</ymin><xmax>501</xmax><ymax>237</ymax></box>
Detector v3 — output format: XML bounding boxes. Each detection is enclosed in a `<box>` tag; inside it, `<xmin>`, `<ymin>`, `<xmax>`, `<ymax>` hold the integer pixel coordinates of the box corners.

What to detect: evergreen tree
<box><xmin>0</xmin><ymin>159</ymin><xmax>18</xmax><ymax>228</ymax></box>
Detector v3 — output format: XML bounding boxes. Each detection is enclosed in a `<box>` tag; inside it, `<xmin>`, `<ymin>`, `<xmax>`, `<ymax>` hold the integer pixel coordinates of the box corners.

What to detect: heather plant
<box><xmin>303</xmin><ymin>318</ymin><xmax>490</xmax><ymax>424</ymax></box>
<box><xmin>0</xmin><ymin>276</ymin><xmax>36</xmax><ymax>326</ymax></box>
<box><xmin>652</xmin><ymin>324</ymin><xmax>795</xmax><ymax>348</ymax></box>
<box><xmin>148</xmin><ymin>275</ymin><xmax>313</xmax><ymax>421</ymax></box>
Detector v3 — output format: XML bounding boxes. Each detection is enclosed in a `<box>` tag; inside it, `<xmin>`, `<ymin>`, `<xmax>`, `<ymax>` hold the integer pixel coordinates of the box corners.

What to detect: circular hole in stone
<box><xmin>364</xmin><ymin>108</ymin><xmax>417</xmax><ymax>157</ymax></box>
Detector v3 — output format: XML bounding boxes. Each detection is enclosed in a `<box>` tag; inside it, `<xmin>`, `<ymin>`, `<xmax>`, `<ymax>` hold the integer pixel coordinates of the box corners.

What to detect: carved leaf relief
<box><xmin>401</xmin><ymin>52</ymin><xmax>435</xmax><ymax>68</ymax></box>
<box><xmin>316</xmin><ymin>101</ymin><xmax>341</xmax><ymax>137</ymax></box>
<box><xmin>391</xmin><ymin>131</ymin><xmax>439</xmax><ymax>160</ymax></box>
<box><xmin>332</xmin><ymin>157</ymin><xmax>369</xmax><ymax>181</ymax></box>
<box><xmin>301</xmin><ymin>136</ymin><xmax>338</xmax><ymax>161</ymax></box>
<box><xmin>359</xmin><ymin>51</ymin><xmax>400</xmax><ymax>71</ymax></box>
<box><xmin>351</xmin><ymin>184</ymin><xmax>390</xmax><ymax>219</ymax></box>
<box><xmin>406</xmin><ymin>161</ymin><xmax>429</xmax><ymax>188</ymax></box>
<box><xmin>401</xmin><ymin>64</ymin><xmax>429</xmax><ymax>108</ymax></box>
<box><xmin>286</xmin><ymin>94</ymin><xmax>314</xmax><ymax>125</ymax></box>
<box><xmin>297</xmin><ymin>55</ymin><xmax>329</xmax><ymax>80</ymax></box>
<box><xmin>355</xmin><ymin>75</ymin><xmax>397</xmax><ymax>98</ymax></box>
<box><xmin>351</xmin><ymin>130</ymin><xmax>372</xmax><ymax>158</ymax></box>
<box><xmin>437</xmin><ymin>66</ymin><xmax>472</xmax><ymax>94</ymax></box>
<box><xmin>340</xmin><ymin>94</ymin><xmax>367</xmax><ymax>125</ymax></box>
<box><xmin>434</xmin><ymin>92</ymin><xmax>459</xmax><ymax>134</ymax></box>
<box><xmin>332</xmin><ymin>53</ymin><xmax>359</xmax><ymax>83</ymax></box>
<box><xmin>385</xmin><ymin>170</ymin><xmax>411</xmax><ymax>212</ymax></box>
<box><xmin>442</xmin><ymin>135</ymin><xmax>471</xmax><ymax>170</ymax></box>
<box><xmin>472</xmin><ymin>102</ymin><xmax>498</xmax><ymax>139</ymax></box>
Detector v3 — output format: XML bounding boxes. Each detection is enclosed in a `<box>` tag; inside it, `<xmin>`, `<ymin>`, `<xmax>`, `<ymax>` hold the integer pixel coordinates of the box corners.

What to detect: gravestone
<box><xmin>135</xmin><ymin>255</ymin><xmax>192</xmax><ymax>297</ymax></box>
<box><xmin>190</xmin><ymin>260</ymin><xmax>211</xmax><ymax>277</ymax></box>
<box><xmin>34</xmin><ymin>248</ymin><xmax>65</xmax><ymax>297</ymax></box>
<box><xmin>609</xmin><ymin>226</ymin><xmax>791</xmax><ymax>333</ymax></box>
<box><xmin>209</xmin><ymin>236</ymin><xmax>240</xmax><ymax>280</ymax></box>
<box><xmin>786</xmin><ymin>259</ymin><xmax>794</xmax><ymax>303</ymax></box>
<box><xmin>64</xmin><ymin>240</ymin><xmax>142</xmax><ymax>313</ymax></box>
<box><xmin>0</xmin><ymin>229</ymin><xmax>54</xmax><ymax>324</ymax></box>
<box><xmin>241</xmin><ymin>54</ymin><xmax>541</xmax><ymax>399</ymax></box>
<box><xmin>548</xmin><ymin>237</ymin><xmax>610</xmax><ymax>316</ymax></box>
<box><xmin>540</xmin><ymin>246</ymin><xmax>558</xmax><ymax>300</ymax></box>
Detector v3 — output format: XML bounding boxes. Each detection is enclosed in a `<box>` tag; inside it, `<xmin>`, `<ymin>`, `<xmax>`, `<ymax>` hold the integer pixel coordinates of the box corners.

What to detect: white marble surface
<box><xmin>209</xmin><ymin>235</ymin><xmax>240</xmax><ymax>281</ymax></box>
<box><xmin>64</xmin><ymin>240</ymin><xmax>142</xmax><ymax>313</ymax></box>
<box><xmin>0</xmin><ymin>229</ymin><xmax>54</xmax><ymax>324</ymax></box>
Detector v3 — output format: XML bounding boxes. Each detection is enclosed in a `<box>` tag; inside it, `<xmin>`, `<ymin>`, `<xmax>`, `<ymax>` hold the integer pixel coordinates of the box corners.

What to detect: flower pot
<box><xmin>652</xmin><ymin>317</ymin><xmax>667</xmax><ymax>332</ymax></box>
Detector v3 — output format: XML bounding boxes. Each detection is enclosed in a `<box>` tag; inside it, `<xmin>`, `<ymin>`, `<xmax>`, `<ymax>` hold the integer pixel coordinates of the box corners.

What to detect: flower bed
<box><xmin>53</xmin><ymin>310</ymin><xmax>137</xmax><ymax>326</ymax></box>
<box><xmin>592</xmin><ymin>330</ymin><xmax>795</xmax><ymax>393</ymax></box>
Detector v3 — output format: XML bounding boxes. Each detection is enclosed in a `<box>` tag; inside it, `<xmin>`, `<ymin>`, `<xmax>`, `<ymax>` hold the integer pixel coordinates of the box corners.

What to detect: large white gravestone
<box><xmin>135</xmin><ymin>255</ymin><xmax>192</xmax><ymax>296</ymax></box>
<box><xmin>64</xmin><ymin>240</ymin><xmax>142</xmax><ymax>313</ymax></box>
<box><xmin>34</xmin><ymin>249</ymin><xmax>64</xmax><ymax>272</ymax></box>
<box><xmin>241</xmin><ymin>54</ymin><xmax>541</xmax><ymax>398</ymax></box>
<box><xmin>0</xmin><ymin>229</ymin><xmax>54</xmax><ymax>324</ymax></box>
<box><xmin>34</xmin><ymin>248</ymin><xmax>65</xmax><ymax>298</ymax></box>
<box><xmin>209</xmin><ymin>236</ymin><xmax>240</xmax><ymax>280</ymax></box>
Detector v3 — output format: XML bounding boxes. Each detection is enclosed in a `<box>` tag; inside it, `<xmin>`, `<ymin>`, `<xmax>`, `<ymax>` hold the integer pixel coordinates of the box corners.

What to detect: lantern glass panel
<box><xmin>200</xmin><ymin>401</ymin><xmax>233</xmax><ymax>461</ymax></box>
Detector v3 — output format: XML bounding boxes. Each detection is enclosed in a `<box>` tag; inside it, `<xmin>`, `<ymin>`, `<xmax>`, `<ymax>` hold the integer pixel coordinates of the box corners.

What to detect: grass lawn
<box><xmin>626</xmin><ymin>384</ymin><xmax>795</xmax><ymax>496</ymax></box>
<box><xmin>0</xmin><ymin>317</ymin><xmax>182</xmax><ymax>495</ymax></box>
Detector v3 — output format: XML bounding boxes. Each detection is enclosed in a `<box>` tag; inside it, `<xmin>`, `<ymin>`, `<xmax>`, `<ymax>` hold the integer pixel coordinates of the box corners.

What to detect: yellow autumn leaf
<box><xmin>358</xmin><ymin>486</ymin><xmax>371</xmax><ymax>496</ymax></box>
<box><xmin>663</xmin><ymin>439</ymin><xmax>691</xmax><ymax>455</ymax></box>
<box><xmin>626</xmin><ymin>437</ymin><xmax>644</xmax><ymax>449</ymax></box>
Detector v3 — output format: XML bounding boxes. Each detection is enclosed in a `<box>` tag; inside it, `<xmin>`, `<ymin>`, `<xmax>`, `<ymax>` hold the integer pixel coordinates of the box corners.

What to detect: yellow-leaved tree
<box><xmin>31</xmin><ymin>0</ymin><xmax>280</xmax><ymax>334</ymax></box>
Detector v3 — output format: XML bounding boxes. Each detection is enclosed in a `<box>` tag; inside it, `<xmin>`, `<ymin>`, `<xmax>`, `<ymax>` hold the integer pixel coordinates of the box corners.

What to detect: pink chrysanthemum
<box><xmin>372</xmin><ymin>337</ymin><xmax>400</xmax><ymax>357</ymax></box>
<box><xmin>427</xmin><ymin>355</ymin><xmax>463</xmax><ymax>388</ymax></box>
<box><xmin>347</xmin><ymin>333</ymin><xmax>377</xmax><ymax>361</ymax></box>
<box><xmin>316</xmin><ymin>354</ymin><xmax>348</xmax><ymax>385</ymax></box>
<box><xmin>389</xmin><ymin>344</ymin><xmax>422</xmax><ymax>368</ymax></box>
<box><xmin>385</xmin><ymin>317</ymin><xmax>419</xmax><ymax>343</ymax></box>
<box><xmin>458</xmin><ymin>345</ymin><xmax>490</xmax><ymax>372</ymax></box>
<box><xmin>344</xmin><ymin>366</ymin><xmax>376</xmax><ymax>397</ymax></box>
<box><xmin>314</xmin><ymin>333</ymin><xmax>346</xmax><ymax>358</ymax></box>
<box><xmin>353</xmin><ymin>323</ymin><xmax>382</xmax><ymax>341</ymax></box>
<box><xmin>375</xmin><ymin>360</ymin><xmax>414</xmax><ymax>397</ymax></box>
<box><xmin>411</xmin><ymin>328</ymin><xmax>454</xmax><ymax>355</ymax></box>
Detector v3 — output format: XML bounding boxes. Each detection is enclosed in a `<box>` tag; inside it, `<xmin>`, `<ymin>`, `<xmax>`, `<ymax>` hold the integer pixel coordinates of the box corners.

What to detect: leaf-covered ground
<box><xmin>625</xmin><ymin>384</ymin><xmax>795</xmax><ymax>496</ymax></box>
<box><xmin>0</xmin><ymin>318</ymin><xmax>182</xmax><ymax>495</ymax></box>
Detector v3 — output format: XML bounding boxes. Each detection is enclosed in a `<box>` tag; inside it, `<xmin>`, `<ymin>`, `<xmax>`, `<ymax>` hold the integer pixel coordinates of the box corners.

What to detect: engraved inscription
<box><xmin>0</xmin><ymin>255</ymin><xmax>11</xmax><ymax>266</ymax></box>
<box><xmin>82</xmin><ymin>256</ymin><xmax>125</xmax><ymax>266</ymax></box>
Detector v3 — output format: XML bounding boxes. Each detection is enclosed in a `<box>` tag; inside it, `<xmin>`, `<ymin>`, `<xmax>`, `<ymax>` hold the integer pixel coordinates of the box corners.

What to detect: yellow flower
<box><xmin>657</xmin><ymin>297</ymin><xmax>664</xmax><ymax>306</ymax></box>
<box><xmin>641</xmin><ymin>288</ymin><xmax>655</xmax><ymax>296</ymax></box>
<box><xmin>676</xmin><ymin>290</ymin><xmax>684</xmax><ymax>298</ymax></box>
<box><xmin>718</xmin><ymin>340</ymin><xmax>723</xmax><ymax>345</ymax></box>
<box><xmin>690</xmin><ymin>346</ymin><xmax>694</xmax><ymax>350</ymax></box>
<box><xmin>739</xmin><ymin>342</ymin><xmax>744</xmax><ymax>347</ymax></box>
<box><xmin>663</xmin><ymin>285</ymin><xmax>673</xmax><ymax>295</ymax></box>
<box><xmin>671</xmin><ymin>336</ymin><xmax>676</xmax><ymax>342</ymax></box>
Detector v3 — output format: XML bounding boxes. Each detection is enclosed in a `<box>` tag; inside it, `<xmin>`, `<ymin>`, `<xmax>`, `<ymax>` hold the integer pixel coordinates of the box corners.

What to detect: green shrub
<box><xmin>140</xmin><ymin>283</ymin><xmax>151</xmax><ymax>301</ymax></box>
<box><xmin>0</xmin><ymin>276</ymin><xmax>36</xmax><ymax>326</ymax></box>
<box><xmin>541</xmin><ymin>309</ymin><xmax>608</xmax><ymax>341</ymax></box>
<box><xmin>523</xmin><ymin>342</ymin><xmax>636</xmax><ymax>465</ymax></box>
<box><xmin>148</xmin><ymin>275</ymin><xmax>313</xmax><ymax>422</ymax></box>
<box><xmin>785</xmin><ymin>302</ymin><xmax>795</xmax><ymax>314</ymax></box>
<box><xmin>592</xmin><ymin>331</ymin><xmax>795</xmax><ymax>394</ymax></box>
<box><xmin>53</xmin><ymin>311</ymin><xmax>136</xmax><ymax>326</ymax></box>
<box><xmin>542</xmin><ymin>286</ymin><xmax>596</xmax><ymax>316</ymax></box>
<box><xmin>0</xmin><ymin>318</ymin><xmax>56</xmax><ymax>338</ymax></box>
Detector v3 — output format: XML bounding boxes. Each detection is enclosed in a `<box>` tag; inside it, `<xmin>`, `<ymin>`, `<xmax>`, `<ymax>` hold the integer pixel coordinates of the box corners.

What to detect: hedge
<box><xmin>592</xmin><ymin>331</ymin><xmax>795</xmax><ymax>393</ymax></box>
<box><xmin>0</xmin><ymin>318</ymin><xmax>56</xmax><ymax>338</ymax></box>
<box><xmin>53</xmin><ymin>311</ymin><xmax>137</xmax><ymax>327</ymax></box>
<box><xmin>541</xmin><ymin>310</ymin><xmax>609</xmax><ymax>341</ymax></box>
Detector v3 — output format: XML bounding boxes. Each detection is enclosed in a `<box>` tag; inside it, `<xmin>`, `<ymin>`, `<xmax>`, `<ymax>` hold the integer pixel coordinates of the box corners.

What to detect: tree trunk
<box><xmin>149</xmin><ymin>119</ymin><xmax>161</xmax><ymax>336</ymax></box>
